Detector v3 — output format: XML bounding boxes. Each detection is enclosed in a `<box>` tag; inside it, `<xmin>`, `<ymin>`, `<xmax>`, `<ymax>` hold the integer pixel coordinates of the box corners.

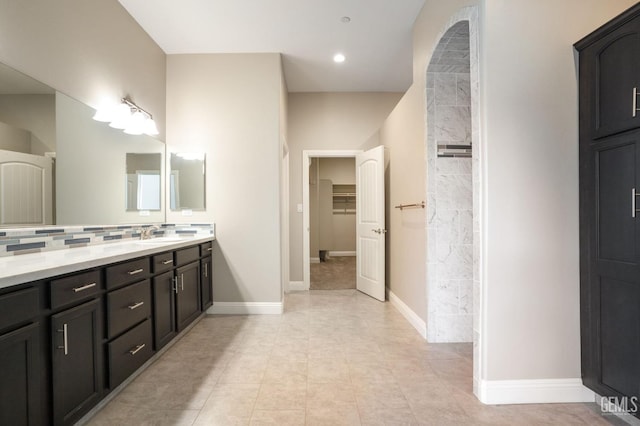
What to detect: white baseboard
<box><xmin>288</xmin><ymin>281</ymin><xmax>308</xmax><ymax>291</ymax></box>
<box><xmin>388</xmin><ymin>290</ymin><xmax>427</xmax><ymax>339</ymax></box>
<box><xmin>329</xmin><ymin>251</ymin><xmax>356</xmax><ymax>257</ymax></box>
<box><xmin>310</xmin><ymin>257</ymin><xmax>320</xmax><ymax>264</ymax></box>
<box><xmin>478</xmin><ymin>379</ymin><xmax>595</xmax><ymax>405</ymax></box>
<box><xmin>207</xmin><ymin>301</ymin><xmax>283</xmax><ymax>315</ymax></box>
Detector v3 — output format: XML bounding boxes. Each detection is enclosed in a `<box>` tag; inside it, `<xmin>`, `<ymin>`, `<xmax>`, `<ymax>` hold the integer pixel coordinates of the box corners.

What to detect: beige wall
<box><xmin>380</xmin><ymin>0</ymin><xmax>477</xmax><ymax>323</ymax></box>
<box><xmin>166</xmin><ymin>53</ymin><xmax>284</xmax><ymax>304</ymax></box>
<box><xmin>0</xmin><ymin>95</ymin><xmax>55</xmax><ymax>154</ymax></box>
<box><xmin>482</xmin><ymin>0</ymin><xmax>636</xmax><ymax>381</ymax></box>
<box><xmin>0</xmin><ymin>0</ymin><xmax>166</xmax><ymax>139</ymax></box>
<box><xmin>288</xmin><ymin>92</ymin><xmax>402</xmax><ymax>281</ymax></box>
<box><xmin>319</xmin><ymin>158</ymin><xmax>356</xmax><ymax>252</ymax></box>
<box><xmin>381</xmin><ymin>0</ymin><xmax>637</xmax><ymax>385</ymax></box>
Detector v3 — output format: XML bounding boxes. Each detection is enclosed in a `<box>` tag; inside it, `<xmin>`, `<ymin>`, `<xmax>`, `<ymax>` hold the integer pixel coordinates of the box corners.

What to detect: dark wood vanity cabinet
<box><xmin>0</xmin><ymin>238</ymin><xmax>213</xmax><ymax>425</ymax></box>
<box><xmin>51</xmin><ymin>299</ymin><xmax>103</xmax><ymax>426</ymax></box>
<box><xmin>0</xmin><ymin>322</ymin><xmax>41</xmax><ymax>426</ymax></box>
<box><xmin>0</xmin><ymin>284</ymin><xmax>45</xmax><ymax>426</ymax></box>
<box><xmin>152</xmin><ymin>270</ymin><xmax>178</xmax><ymax>350</ymax></box>
<box><xmin>576</xmin><ymin>4</ymin><xmax>640</xmax><ymax>415</ymax></box>
<box><xmin>201</xmin><ymin>255</ymin><xmax>213</xmax><ymax>311</ymax></box>
<box><xmin>176</xmin><ymin>261</ymin><xmax>201</xmax><ymax>331</ymax></box>
<box><xmin>200</xmin><ymin>241</ymin><xmax>214</xmax><ymax>311</ymax></box>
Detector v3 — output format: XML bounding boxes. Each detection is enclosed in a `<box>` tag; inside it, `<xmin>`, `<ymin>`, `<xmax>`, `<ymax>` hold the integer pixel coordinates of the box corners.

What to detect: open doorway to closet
<box><xmin>302</xmin><ymin>147</ymin><xmax>387</xmax><ymax>301</ymax></box>
<box><xmin>308</xmin><ymin>156</ymin><xmax>357</xmax><ymax>290</ymax></box>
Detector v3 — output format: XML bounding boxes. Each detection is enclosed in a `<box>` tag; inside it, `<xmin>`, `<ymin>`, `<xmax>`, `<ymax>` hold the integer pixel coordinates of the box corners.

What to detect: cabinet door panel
<box><xmin>0</xmin><ymin>322</ymin><xmax>40</xmax><ymax>426</ymax></box>
<box><xmin>152</xmin><ymin>271</ymin><xmax>176</xmax><ymax>350</ymax></box>
<box><xmin>584</xmin><ymin>18</ymin><xmax>640</xmax><ymax>139</ymax></box>
<box><xmin>597</xmin><ymin>142</ymin><xmax>636</xmax><ymax>262</ymax></box>
<box><xmin>176</xmin><ymin>261</ymin><xmax>201</xmax><ymax>331</ymax></box>
<box><xmin>600</xmin><ymin>277</ymin><xmax>640</xmax><ymax>398</ymax></box>
<box><xmin>51</xmin><ymin>299</ymin><xmax>102</xmax><ymax>425</ymax></box>
<box><xmin>201</xmin><ymin>256</ymin><xmax>213</xmax><ymax>311</ymax></box>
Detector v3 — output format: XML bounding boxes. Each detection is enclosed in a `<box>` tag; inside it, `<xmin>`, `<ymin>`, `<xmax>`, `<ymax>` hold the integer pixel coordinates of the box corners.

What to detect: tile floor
<box><xmin>310</xmin><ymin>256</ymin><xmax>356</xmax><ymax>290</ymax></box>
<box><xmin>88</xmin><ymin>290</ymin><xmax>624</xmax><ymax>425</ymax></box>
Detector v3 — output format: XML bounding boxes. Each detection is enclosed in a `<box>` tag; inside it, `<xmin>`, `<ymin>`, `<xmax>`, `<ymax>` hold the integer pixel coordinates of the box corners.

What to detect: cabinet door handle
<box><xmin>204</xmin><ymin>263</ymin><xmax>208</xmax><ymax>278</ymax></box>
<box><xmin>72</xmin><ymin>282</ymin><xmax>96</xmax><ymax>293</ymax></box>
<box><xmin>181</xmin><ymin>273</ymin><xmax>184</xmax><ymax>291</ymax></box>
<box><xmin>162</xmin><ymin>259</ymin><xmax>173</xmax><ymax>265</ymax></box>
<box><xmin>57</xmin><ymin>324</ymin><xmax>68</xmax><ymax>355</ymax></box>
<box><xmin>207</xmin><ymin>247</ymin><xmax>212</xmax><ymax>252</ymax></box>
<box><xmin>173</xmin><ymin>277</ymin><xmax>179</xmax><ymax>293</ymax></box>
<box><xmin>129</xmin><ymin>343</ymin><xmax>145</xmax><ymax>355</ymax></box>
<box><xmin>632</xmin><ymin>188</ymin><xmax>640</xmax><ymax>218</ymax></box>
<box><xmin>634</xmin><ymin>87</ymin><xmax>638</xmax><ymax>118</ymax></box>
<box><xmin>128</xmin><ymin>301</ymin><xmax>144</xmax><ymax>310</ymax></box>
<box><xmin>128</xmin><ymin>268</ymin><xmax>144</xmax><ymax>275</ymax></box>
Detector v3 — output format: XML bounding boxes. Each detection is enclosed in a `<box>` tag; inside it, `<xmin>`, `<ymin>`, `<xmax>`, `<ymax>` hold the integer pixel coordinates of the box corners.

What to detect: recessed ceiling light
<box><xmin>340</xmin><ymin>16</ymin><xmax>351</xmax><ymax>24</ymax></box>
<box><xmin>333</xmin><ymin>53</ymin><xmax>346</xmax><ymax>63</ymax></box>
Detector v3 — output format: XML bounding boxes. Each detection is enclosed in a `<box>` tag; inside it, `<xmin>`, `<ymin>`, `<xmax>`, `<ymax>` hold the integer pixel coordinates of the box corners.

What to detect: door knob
<box><xmin>372</xmin><ymin>228</ymin><xmax>387</xmax><ymax>234</ymax></box>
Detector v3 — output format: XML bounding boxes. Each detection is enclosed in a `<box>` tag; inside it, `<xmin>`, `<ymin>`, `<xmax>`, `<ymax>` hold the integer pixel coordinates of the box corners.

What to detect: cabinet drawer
<box><xmin>152</xmin><ymin>252</ymin><xmax>175</xmax><ymax>274</ymax></box>
<box><xmin>0</xmin><ymin>286</ymin><xmax>39</xmax><ymax>331</ymax></box>
<box><xmin>50</xmin><ymin>270</ymin><xmax>101</xmax><ymax>309</ymax></box>
<box><xmin>107</xmin><ymin>280</ymin><xmax>151</xmax><ymax>339</ymax></box>
<box><xmin>175</xmin><ymin>246</ymin><xmax>199</xmax><ymax>266</ymax></box>
<box><xmin>200</xmin><ymin>241</ymin><xmax>213</xmax><ymax>257</ymax></box>
<box><xmin>106</xmin><ymin>258</ymin><xmax>150</xmax><ymax>290</ymax></box>
<box><xmin>108</xmin><ymin>319</ymin><xmax>153</xmax><ymax>388</ymax></box>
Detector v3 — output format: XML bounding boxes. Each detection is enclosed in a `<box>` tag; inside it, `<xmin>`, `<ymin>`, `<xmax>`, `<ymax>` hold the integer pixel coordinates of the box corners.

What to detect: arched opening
<box><xmin>425</xmin><ymin>6</ymin><xmax>483</xmax><ymax>398</ymax></box>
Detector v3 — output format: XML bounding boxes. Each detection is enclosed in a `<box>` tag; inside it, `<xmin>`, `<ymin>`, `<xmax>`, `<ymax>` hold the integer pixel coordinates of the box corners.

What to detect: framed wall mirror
<box><xmin>170</xmin><ymin>152</ymin><xmax>205</xmax><ymax>211</ymax></box>
<box><xmin>126</xmin><ymin>153</ymin><xmax>161</xmax><ymax>212</ymax></box>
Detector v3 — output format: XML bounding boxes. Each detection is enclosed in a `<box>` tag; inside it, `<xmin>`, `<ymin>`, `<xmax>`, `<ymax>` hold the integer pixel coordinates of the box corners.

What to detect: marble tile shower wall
<box><xmin>426</xmin><ymin>21</ymin><xmax>473</xmax><ymax>343</ymax></box>
<box><xmin>0</xmin><ymin>223</ymin><xmax>214</xmax><ymax>257</ymax></box>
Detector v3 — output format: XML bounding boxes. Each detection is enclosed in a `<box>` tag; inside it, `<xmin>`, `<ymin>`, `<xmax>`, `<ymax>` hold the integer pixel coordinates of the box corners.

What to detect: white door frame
<box><xmin>302</xmin><ymin>150</ymin><xmax>362</xmax><ymax>290</ymax></box>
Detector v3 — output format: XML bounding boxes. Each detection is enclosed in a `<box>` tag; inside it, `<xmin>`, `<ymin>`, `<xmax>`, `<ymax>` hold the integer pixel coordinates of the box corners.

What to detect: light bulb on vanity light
<box><xmin>92</xmin><ymin>103</ymin><xmax>114</xmax><ymax>122</ymax></box>
<box><xmin>123</xmin><ymin>110</ymin><xmax>146</xmax><ymax>135</ymax></box>
<box><xmin>108</xmin><ymin>103</ymin><xmax>133</xmax><ymax>129</ymax></box>
<box><xmin>143</xmin><ymin>117</ymin><xmax>159</xmax><ymax>136</ymax></box>
<box><xmin>333</xmin><ymin>53</ymin><xmax>346</xmax><ymax>63</ymax></box>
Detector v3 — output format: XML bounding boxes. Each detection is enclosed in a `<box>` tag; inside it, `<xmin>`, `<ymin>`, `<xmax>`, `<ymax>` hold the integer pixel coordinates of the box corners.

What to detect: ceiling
<box><xmin>118</xmin><ymin>0</ymin><xmax>425</xmax><ymax>93</ymax></box>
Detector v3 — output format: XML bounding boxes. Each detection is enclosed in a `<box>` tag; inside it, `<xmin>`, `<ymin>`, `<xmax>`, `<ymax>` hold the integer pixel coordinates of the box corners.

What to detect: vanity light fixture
<box><xmin>333</xmin><ymin>53</ymin><xmax>346</xmax><ymax>63</ymax></box>
<box><xmin>93</xmin><ymin>98</ymin><xmax>159</xmax><ymax>136</ymax></box>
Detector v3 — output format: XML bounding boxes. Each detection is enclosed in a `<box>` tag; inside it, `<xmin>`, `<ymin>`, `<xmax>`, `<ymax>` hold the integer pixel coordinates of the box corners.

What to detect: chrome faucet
<box><xmin>139</xmin><ymin>225</ymin><xmax>160</xmax><ymax>240</ymax></box>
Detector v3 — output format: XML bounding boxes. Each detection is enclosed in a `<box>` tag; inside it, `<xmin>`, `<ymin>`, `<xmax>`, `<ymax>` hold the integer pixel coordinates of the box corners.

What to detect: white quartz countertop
<box><xmin>0</xmin><ymin>236</ymin><xmax>215</xmax><ymax>290</ymax></box>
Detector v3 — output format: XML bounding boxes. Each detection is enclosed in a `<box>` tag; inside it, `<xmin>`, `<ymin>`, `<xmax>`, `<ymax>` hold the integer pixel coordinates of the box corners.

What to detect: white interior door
<box><xmin>0</xmin><ymin>149</ymin><xmax>53</xmax><ymax>225</ymax></box>
<box><xmin>356</xmin><ymin>145</ymin><xmax>385</xmax><ymax>301</ymax></box>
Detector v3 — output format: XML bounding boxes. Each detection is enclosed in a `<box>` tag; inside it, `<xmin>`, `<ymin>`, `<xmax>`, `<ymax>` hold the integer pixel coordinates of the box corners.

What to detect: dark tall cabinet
<box><xmin>576</xmin><ymin>3</ymin><xmax>640</xmax><ymax>414</ymax></box>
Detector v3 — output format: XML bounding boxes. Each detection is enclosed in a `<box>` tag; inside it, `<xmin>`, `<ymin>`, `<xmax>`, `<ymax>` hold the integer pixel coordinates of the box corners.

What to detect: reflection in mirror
<box><xmin>126</xmin><ymin>153</ymin><xmax>161</xmax><ymax>211</ymax></box>
<box><xmin>57</xmin><ymin>93</ymin><xmax>165</xmax><ymax>225</ymax></box>
<box><xmin>170</xmin><ymin>153</ymin><xmax>205</xmax><ymax>211</ymax></box>
<box><xmin>0</xmin><ymin>62</ymin><xmax>56</xmax><ymax>226</ymax></box>
<box><xmin>0</xmin><ymin>61</ymin><xmax>167</xmax><ymax>226</ymax></box>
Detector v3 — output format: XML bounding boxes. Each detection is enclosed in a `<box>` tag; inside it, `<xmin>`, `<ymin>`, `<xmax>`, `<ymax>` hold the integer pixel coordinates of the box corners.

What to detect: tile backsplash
<box><xmin>0</xmin><ymin>223</ymin><xmax>215</xmax><ymax>257</ymax></box>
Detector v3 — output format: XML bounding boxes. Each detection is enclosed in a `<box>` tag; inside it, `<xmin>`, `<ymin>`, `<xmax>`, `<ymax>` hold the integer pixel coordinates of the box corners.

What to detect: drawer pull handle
<box><xmin>207</xmin><ymin>247</ymin><xmax>212</xmax><ymax>252</ymax></box>
<box><xmin>162</xmin><ymin>259</ymin><xmax>173</xmax><ymax>265</ymax></box>
<box><xmin>128</xmin><ymin>301</ymin><xmax>145</xmax><ymax>310</ymax></box>
<box><xmin>57</xmin><ymin>324</ymin><xmax>68</xmax><ymax>355</ymax></box>
<box><xmin>129</xmin><ymin>343</ymin><xmax>146</xmax><ymax>355</ymax></box>
<box><xmin>128</xmin><ymin>268</ymin><xmax>144</xmax><ymax>276</ymax></box>
<box><xmin>72</xmin><ymin>282</ymin><xmax>97</xmax><ymax>293</ymax></box>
